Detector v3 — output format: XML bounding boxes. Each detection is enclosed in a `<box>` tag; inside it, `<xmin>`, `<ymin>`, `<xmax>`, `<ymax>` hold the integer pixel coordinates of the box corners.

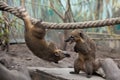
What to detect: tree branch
<box><xmin>58</xmin><ymin>0</ymin><xmax>65</xmax><ymax>11</ymax></box>
<box><xmin>64</xmin><ymin>0</ymin><xmax>75</xmax><ymax>22</ymax></box>
<box><xmin>49</xmin><ymin>0</ymin><xmax>64</xmax><ymax>20</ymax></box>
<box><xmin>66</xmin><ymin>0</ymin><xmax>70</xmax><ymax>14</ymax></box>
<box><xmin>64</xmin><ymin>0</ymin><xmax>70</xmax><ymax>20</ymax></box>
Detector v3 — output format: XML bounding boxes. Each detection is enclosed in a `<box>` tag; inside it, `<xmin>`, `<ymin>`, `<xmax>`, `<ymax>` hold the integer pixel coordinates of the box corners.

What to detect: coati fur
<box><xmin>65</xmin><ymin>30</ymin><xmax>100</xmax><ymax>78</ymax></box>
<box><xmin>100</xmin><ymin>58</ymin><xmax>120</xmax><ymax>80</ymax></box>
<box><xmin>16</xmin><ymin>7</ymin><xmax>70</xmax><ymax>63</ymax></box>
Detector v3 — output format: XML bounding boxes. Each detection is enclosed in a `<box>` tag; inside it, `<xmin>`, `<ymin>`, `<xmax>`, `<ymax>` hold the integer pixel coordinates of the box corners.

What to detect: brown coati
<box><xmin>1</xmin><ymin>7</ymin><xmax>70</xmax><ymax>63</ymax></box>
<box><xmin>20</xmin><ymin>7</ymin><xmax>70</xmax><ymax>63</ymax></box>
<box><xmin>65</xmin><ymin>29</ymin><xmax>100</xmax><ymax>78</ymax></box>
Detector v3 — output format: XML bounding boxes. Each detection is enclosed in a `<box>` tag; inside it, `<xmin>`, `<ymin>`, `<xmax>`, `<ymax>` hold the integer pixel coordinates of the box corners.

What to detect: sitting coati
<box><xmin>0</xmin><ymin>6</ymin><xmax>70</xmax><ymax>63</ymax></box>
<box><xmin>65</xmin><ymin>30</ymin><xmax>100</xmax><ymax>78</ymax></box>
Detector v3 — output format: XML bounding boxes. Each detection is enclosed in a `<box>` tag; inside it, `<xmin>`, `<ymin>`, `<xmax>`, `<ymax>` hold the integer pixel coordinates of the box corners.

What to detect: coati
<box><xmin>100</xmin><ymin>58</ymin><xmax>120</xmax><ymax>80</ymax></box>
<box><xmin>12</xmin><ymin>7</ymin><xmax>70</xmax><ymax>63</ymax></box>
<box><xmin>65</xmin><ymin>29</ymin><xmax>100</xmax><ymax>78</ymax></box>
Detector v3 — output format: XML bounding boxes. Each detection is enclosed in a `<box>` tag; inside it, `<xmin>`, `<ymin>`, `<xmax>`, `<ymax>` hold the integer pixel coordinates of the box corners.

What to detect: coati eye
<box><xmin>70</xmin><ymin>36</ymin><xmax>74</xmax><ymax>38</ymax></box>
<box><xmin>54</xmin><ymin>49</ymin><xmax>61</xmax><ymax>57</ymax></box>
<box><xmin>79</xmin><ymin>33</ymin><xmax>84</xmax><ymax>39</ymax></box>
<box><xmin>54</xmin><ymin>51</ymin><xmax>59</xmax><ymax>57</ymax></box>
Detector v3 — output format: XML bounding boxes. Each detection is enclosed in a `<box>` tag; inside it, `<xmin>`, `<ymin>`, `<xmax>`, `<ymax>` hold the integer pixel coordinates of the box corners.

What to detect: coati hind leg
<box><xmin>70</xmin><ymin>59</ymin><xmax>83</xmax><ymax>74</ymax></box>
<box><xmin>84</xmin><ymin>60</ymin><xmax>93</xmax><ymax>78</ymax></box>
<box><xmin>86</xmin><ymin>59</ymin><xmax>104</xmax><ymax>78</ymax></box>
<box><xmin>70</xmin><ymin>66</ymin><xmax>81</xmax><ymax>74</ymax></box>
<box><xmin>84</xmin><ymin>59</ymin><xmax>102</xmax><ymax>78</ymax></box>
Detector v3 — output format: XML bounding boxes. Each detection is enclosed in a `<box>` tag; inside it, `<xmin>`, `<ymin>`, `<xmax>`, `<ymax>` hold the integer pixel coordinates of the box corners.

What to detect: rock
<box><xmin>100</xmin><ymin>58</ymin><xmax>120</xmax><ymax>80</ymax></box>
<box><xmin>28</xmin><ymin>67</ymin><xmax>105</xmax><ymax>80</ymax></box>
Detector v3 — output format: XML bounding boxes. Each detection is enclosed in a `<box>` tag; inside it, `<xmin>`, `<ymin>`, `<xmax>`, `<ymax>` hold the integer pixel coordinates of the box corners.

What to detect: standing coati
<box><xmin>0</xmin><ymin>6</ymin><xmax>70</xmax><ymax>63</ymax></box>
<box><xmin>65</xmin><ymin>29</ymin><xmax>100</xmax><ymax>78</ymax></box>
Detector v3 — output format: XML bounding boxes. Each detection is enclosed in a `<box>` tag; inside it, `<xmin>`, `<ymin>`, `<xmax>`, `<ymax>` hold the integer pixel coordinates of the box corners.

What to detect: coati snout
<box><xmin>65</xmin><ymin>30</ymin><xmax>85</xmax><ymax>44</ymax></box>
<box><xmin>62</xmin><ymin>51</ymin><xmax>71</xmax><ymax>57</ymax></box>
<box><xmin>54</xmin><ymin>50</ymin><xmax>70</xmax><ymax>57</ymax></box>
<box><xmin>65</xmin><ymin>36</ymin><xmax>75</xmax><ymax>44</ymax></box>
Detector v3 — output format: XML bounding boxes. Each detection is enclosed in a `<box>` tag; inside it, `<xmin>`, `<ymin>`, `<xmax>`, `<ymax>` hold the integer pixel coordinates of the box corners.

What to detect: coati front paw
<box><xmin>70</xmin><ymin>71</ymin><xmax>79</xmax><ymax>74</ymax></box>
<box><xmin>17</xmin><ymin>7</ymin><xmax>28</xmax><ymax>19</ymax></box>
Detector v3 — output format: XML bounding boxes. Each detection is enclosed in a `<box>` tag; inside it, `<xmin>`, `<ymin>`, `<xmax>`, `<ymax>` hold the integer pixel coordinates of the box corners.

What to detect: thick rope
<box><xmin>0</xmin><ymin>2</ymin><xmax>21</xmax><ymax>18</ymax></box>
<box><xmin>0</xmin><ymin>1</ymin><xmax>38</xmax><ymax>24</ymax></box>
<box><xmin>40</xmin><ymin>18</ymin><xmax>120</xmax><ymax>29</ymax></box>
<box><xmin>0</xmin><ymin>1</ymin><xmax>120</xmax><ymax>29</ymax></box>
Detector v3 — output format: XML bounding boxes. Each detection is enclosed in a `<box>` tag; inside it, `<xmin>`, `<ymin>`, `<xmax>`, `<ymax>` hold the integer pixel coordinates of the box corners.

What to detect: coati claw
<box><xmin>70</xmin><ymin>71</ymin><xmax>79</xmax><ymax>74</ymax></box>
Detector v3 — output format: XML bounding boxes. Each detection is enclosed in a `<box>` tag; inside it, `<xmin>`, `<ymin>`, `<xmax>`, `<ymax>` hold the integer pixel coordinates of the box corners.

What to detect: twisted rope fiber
<box><xmin>41</xmin><ymin>18</ymin><xmax>120</xmax><ymax>29</ymax></box>
<box><xmin>0</xmin><ymin>2</ymin><xmax>22</xmax><ymax>18</ymax></box>
<box><xmin>1</xmin><ymin>1</ymin><xmax>120</xmax><ymax>29</ymax></box>
<box><xmin>0</xmin><ymin>1</ymin><xmax>38</xmax><ymax>24</ymax></box>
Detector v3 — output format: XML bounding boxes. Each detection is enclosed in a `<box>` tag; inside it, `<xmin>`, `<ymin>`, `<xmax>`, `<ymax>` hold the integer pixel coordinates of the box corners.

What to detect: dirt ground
<box><xmin>0</xmin><ymin>43</ymin><xmax>120</xmax><ymax>68</ymax></box>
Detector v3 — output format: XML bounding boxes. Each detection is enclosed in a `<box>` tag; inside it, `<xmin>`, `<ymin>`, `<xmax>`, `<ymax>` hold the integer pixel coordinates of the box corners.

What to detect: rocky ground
<box><xmin>0</xmin><ymin>43</ymin><xmax>120</xmax><ymax>68</ymax></box>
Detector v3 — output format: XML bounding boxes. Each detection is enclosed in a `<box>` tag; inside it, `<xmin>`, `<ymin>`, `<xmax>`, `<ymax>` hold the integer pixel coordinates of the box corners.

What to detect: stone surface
<box><xmin>28</xmin><ymin>67</ymin><xmax>105</xmax><ymax>80</ymax></box>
